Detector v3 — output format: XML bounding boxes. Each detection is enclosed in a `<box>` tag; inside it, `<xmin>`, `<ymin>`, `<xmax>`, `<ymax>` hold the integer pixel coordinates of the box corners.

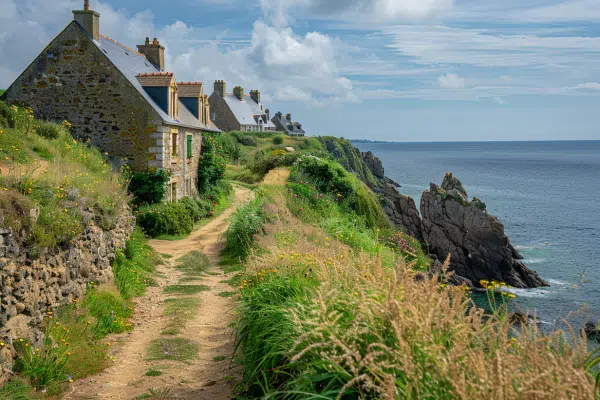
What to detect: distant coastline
<box><xmin>351</xmin><ymin>139</ymin><xmax>600</xmax><ymax>144</ymax></box>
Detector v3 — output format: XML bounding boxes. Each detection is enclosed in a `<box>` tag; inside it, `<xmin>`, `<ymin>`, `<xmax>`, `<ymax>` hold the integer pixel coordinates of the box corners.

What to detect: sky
<box><xmin>1</xmin><ymin>0</ymin><xmax>599</xmax><ymax>141</ymax></box>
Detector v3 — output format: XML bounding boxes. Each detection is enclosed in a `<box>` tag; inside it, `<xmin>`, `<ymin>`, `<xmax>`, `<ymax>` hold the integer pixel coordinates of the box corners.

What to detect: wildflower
<box><xmin>480</xmin><ymin>279</ymin><xmax>489</xmax><ymax>286</ymax></box>
<box><xmin>68</xmin><ymin>375</ymin><xmax>73</xmax><ymax>383</ymax></box>
<box><xmin>0</xmin><ymin>342</ymin><xmax>4</xmax><ymax>347</ymax></box>
<box><xmin>66</xmin><ymin>352</ymin><xmax>71</xmax><ymax>356</ymax></box>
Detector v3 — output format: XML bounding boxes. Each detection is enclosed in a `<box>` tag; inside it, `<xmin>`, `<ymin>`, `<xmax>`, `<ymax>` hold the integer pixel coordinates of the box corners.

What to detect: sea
<box><xmin>353</xmin><ymin>140</ymin><xmax>600</xmax><ymax>331</ymax></box>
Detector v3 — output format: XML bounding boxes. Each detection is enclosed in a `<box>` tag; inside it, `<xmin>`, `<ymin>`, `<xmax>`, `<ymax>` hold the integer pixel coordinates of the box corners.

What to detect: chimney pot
<box><xmin>233</xmin><ymin>86</ymin><xmax>244</xmax><ymax>101</ymax></box>
<box><xmin>214</xmin><ymin>80</ymin><xmax>226</xmax><ymax>95</ymax></box>
<box><xmin>84</xmin><ymin>0</ymin><xmax>90</xmax><ymax>10</ymax></box>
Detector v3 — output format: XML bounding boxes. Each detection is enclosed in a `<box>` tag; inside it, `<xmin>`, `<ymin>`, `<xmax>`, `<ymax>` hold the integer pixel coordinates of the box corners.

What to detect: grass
<box><xmin>218</xmin><ymin>291</ymin><xmax>237</xmax><ymax>298</ymax></box>
<box><xmin>230</xmin><ymin>177</ymin><xmax>598</xmax><ymax>399</ymax></box>
<box><xmin>0</xmin><ymin>103</ymin><xmax>129</xmax><ymax>252</ymax></box>
<box><xmin>147</xmin><ymin>338</ymin><xmax>198</xmax><ymax>362</ymax></box>
<box><xmin>162</xmin><ymin>297</ymin><xmax>200</xmax><ymax>334</ymax></box>
<box><xmin>163</xmin><ymin>285</ymin><xmax>210</xmax><ymax>295</ymax></box>
<box><xmin>0</xmin><ymin>378</ymin><xmax>36</xmax><ymax>400</ymax></box>
<box><xmin>175</xmin><ymin>251</ymin><xmax>211</xmax><ymax>277</ymax></box>
<box><xmin>222</xmin><ymin>197</ymin><xmax>265</xmax><ymax>261</ymax></box>
<box><xmin>145</xmin><ymin>368</ymin><xmax>163</xmax><ymax>377</ymax></box>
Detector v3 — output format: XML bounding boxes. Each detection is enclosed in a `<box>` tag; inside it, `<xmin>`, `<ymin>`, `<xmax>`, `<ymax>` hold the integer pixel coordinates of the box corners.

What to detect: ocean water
<box><xmin>354</xmin><ymin>140</ymin><xmax>600</xmax><ymax>329</ymax></box>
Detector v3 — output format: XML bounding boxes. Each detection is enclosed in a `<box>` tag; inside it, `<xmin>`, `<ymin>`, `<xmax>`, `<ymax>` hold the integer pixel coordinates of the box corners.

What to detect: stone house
<box><xmin>1</xmin><ymin>1</ymin><xmax>219</xmax><ymax>201</ymax></box>
<box><xmin>272</xmin><ymin>112</ymin><xmax>306</xmax><ymax>137</ymax></box>
<box><xmin>208</xmin><ymin>81</ymin><xmax>277</xmax><ymax>133</ymax></box>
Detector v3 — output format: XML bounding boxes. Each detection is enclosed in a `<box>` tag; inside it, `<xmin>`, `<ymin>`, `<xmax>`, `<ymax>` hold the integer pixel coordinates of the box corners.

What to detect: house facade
<box><xmin>1</xmin><ymin>1</ymin><xmax>218</xmax><ymax>201</ymax></box>
<box><xmin>208</xmin><ymin>81</ymin><xmax>277</xmax><ymax>132</ymax></box>
<box><xmin>272</xmin><ymin>112</ymin><xmax>306</xmax><ymax>137</ymax></box>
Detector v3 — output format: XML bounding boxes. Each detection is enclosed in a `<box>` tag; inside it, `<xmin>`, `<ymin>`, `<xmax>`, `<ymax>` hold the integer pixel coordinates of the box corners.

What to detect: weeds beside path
<box><xmin>63</xmin><ymin>185</ymin><xmax>254</xmax><ymax>400</ymax></box>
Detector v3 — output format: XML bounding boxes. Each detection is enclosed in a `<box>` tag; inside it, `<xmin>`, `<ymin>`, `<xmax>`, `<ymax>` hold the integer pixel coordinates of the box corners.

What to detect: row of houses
<box><xmin>1</xmin><ymin>1</ymin><xmax>307</xmax><ymax>201</ymax></box>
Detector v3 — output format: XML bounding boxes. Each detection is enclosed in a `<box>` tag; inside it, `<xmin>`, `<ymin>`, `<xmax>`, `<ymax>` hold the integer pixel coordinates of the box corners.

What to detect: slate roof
<box><xmin>94</xmin><ymin>32</ymin><xmax>218</xmax><ymax>132</ymax></box>
<box><xmin>274</xmin><ymin>114</ymin><xmax>306</xmax><ymax>135</ymax></box>
<box><xmin>223</xmin><ymin>94</ymin><xmax>276</xmax><ymax>129</ymax></box>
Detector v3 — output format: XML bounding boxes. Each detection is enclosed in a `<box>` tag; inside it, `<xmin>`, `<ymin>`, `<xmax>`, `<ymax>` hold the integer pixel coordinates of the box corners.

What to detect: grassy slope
<box><xmin>222</xmin><ymin>142</ymin><xmax>597</xmax><ymax>398</ymax></box>
<box><xmin>0</xmin><ymin>103</ymin><xmax>161</xmax><ymax>397</ymax></box>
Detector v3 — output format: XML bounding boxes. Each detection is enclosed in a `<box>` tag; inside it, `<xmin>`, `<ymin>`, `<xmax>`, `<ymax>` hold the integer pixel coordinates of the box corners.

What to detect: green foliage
<box><xmin>34</xmin><ymin>121</ymin><xmax>61</xmax><ymax>140</ymax></box>
<box><xmin>113</xmin><ymin>227</ymin><xmax>160</xmax><ymax>299</ymax></box>
<box><xmin>273</xmin><ymin>136</ymin><xmax>284</xmax><ymax>145</ymax></box>
<box><xmin>127</xmin><ymin>169</ymin><xmax>170</xmax><ymax>206</ymax></box>
<box><xmin>179</xmin><ymin>196</ymin><xmax>202</xmax><ymax>222</ymax></box>
<box><xmin>145</xmin><ymin>368</ymin><xmax>162</xmax><ymax>377</ymax></box>
<box><xmin>239</xmin><ymin>135</ymin><xmax>258</xmax><ymax>147</ymax></box>
<box><xmin>292</xmin><ymin>155</ymin><xmax>391</xmax><ymax>229</ymax></box>
<box><xmin>0</xmin><ymin>378</ymin><xmax>35</xmax><ymax>400</ymax></box>
<box><xmin>198</xmin><ymin>134</ymin><xmax>227</xmax><ymax>195</ymax></box>
<box><xmin>82</xmin><ymin>288</ymin><xmax>133</xmax><ymax>338</ymax></box>
<box><xmin>223</xmin><ymin>197</ymin><xmax>265</xmax><ymax>260</ymax></box>
<box><xmin>316</xmin><ymin>136</ymin><xmax>379</xmax><ymax>188</ymax></box>
<box><xmin>135</xmin><ymin>202</ymin><xmax>194</xmax><ymax>238</ymax></box>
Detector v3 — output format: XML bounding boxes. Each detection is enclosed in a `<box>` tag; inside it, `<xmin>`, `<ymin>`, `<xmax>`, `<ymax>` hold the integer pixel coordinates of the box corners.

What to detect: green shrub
<box><xmin>273</xmin><ymin>136</ymin><xmax>284</xmax><ymax>145</ymax></box>
<box><xmin>135</xmin><ymin>202</ymin><xmax>194</xmax><ymax>238</ymax></box>
<box><xmin>180</xmin><ymin>197</ymin><xmax>202</xmax><ymax>222</ymax></box>
<box><xmin>198</xmin><ymin>134</ymin><xmax>227</xmax><ymax>195</ymax></box>
<box><xmin>197</xmin><ymin>197</ymin><xmax>214</xmax><ymax>218</ymax></box>
<box><xmin>223</xmin><ymin>197</ymin><xmax>265</xmax><ymax>260</ymax></box>
<box><xmin>0</xmin><ymin>190</ymin><xmax>32</xmax><ymax>232</ymax></box>
<box><xmin>34</xmin><ymin>121</ymin><xmax>61</xmax><ymax>139</ymax></box>
<box><xmin>239</xmin><ymin>135</ymin><xmax>258</xmax><ymax>147</ymax></box>
<box><xmin>128</xmin><ymin>169</ymin><xmax>169</xmax><ymax>206</ymax></box>
<box><xmin>31</xmin><ymin>204</ymin><xmax>84</xmax><ymax>248</ymax></box>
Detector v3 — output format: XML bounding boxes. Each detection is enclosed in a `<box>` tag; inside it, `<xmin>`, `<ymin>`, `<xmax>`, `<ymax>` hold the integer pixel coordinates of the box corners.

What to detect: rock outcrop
<box><xmin>359</xmin><ymin>151</ymin><xmax>424</xmax><ymax>240</ymax></box>
<box><xmin>420</xmin><ymin>173</ymin><xmax>548</xmax><ymax>288</ymax></box>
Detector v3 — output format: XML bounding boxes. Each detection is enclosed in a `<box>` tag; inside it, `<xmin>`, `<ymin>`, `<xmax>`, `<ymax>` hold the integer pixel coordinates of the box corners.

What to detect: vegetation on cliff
<box><xmin>212</xmin><ymin>130</ymin><xmax>599</xmax><ymax>399</ymax></box>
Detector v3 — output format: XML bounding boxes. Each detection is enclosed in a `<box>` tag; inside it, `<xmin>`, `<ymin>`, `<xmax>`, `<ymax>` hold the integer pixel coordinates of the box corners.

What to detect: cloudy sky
<box><xmin>1</xmin><ymin>0</ymin><xmax>599</xmax><ymax>141</ymax></box>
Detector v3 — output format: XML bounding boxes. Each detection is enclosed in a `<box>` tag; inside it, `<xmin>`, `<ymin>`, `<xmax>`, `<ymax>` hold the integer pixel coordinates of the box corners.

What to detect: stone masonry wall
<box><xmin>159</xmin><ymin>126</ymin><xmax>203</xmax><ymax>200</ymax></box>
<box><xmin>4</xmin><ymin>22</ymin><xmax>162</xmax><ymax>172</ymax></box>
<box><xmin>0</xmin><ymin>205</ymin><xmax>134</xmax><ymax>379</ymax></box>
<box><xmin>208</xmin><ymin>92</ymin><xmax>241</xmax><ymax>132</ymax></box>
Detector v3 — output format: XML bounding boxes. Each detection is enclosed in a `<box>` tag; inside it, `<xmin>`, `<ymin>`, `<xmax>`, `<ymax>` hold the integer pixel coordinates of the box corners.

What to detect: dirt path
<box><xmin>64</xmin><ymin>185</ymin><xmax>253</xmax><ymax>400</ymax></box>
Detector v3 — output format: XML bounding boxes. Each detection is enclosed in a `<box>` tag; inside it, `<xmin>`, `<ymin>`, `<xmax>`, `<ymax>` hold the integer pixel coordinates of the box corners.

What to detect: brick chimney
<box><xmin>265</xmin><ymin>109</ymin><xmax>270</xmax><ymax>121</ymax></box>
<box><xmin>137</xmin><ymin>37</ymin><xmax>165</xmax><ymax>71</ymax></box>
<box><xmin>250</xmin><ymin>90</ymin><xmax>260</xmax><ymax>104</ymax></box>
<box><xmin>73</xmin><ymin>0</ymin><xmax>100</xmax><ymax>41</ymax></box>
<box><xmin>214</xmin><ymin>80</ymin><xmax>226</xmax><ymax>95</ymax></box>
<box><xmin>233</xmin><ymin>86</ymin><xmax>244</xmax><ymax>101</ymax></box>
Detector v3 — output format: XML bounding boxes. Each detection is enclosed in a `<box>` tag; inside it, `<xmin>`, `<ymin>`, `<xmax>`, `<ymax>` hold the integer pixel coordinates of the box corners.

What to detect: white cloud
<box><xmin>571</xmin><ymin>82</ymin><xmax>600</xmax><ymax>91</ymax></box>
<box><xmin>438</xmin><ymin>73</ymin><xmax>465</xmax><ymax>89</ymax></box>
<box><xmin>260</xmin><ymin>0</ymin><xmax>453</xmax><ymax>26</ymax></box>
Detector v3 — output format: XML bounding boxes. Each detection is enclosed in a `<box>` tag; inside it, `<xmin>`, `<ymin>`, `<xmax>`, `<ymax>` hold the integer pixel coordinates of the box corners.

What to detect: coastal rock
<box><xmin>420</xmin><ymin>173</ymin><xmax>548</xmax><ymax>288</ymax></box>
<box><xmin>584</xmin><ymin>322</ymin><xmax>600</xmax><ymax>341</ymax></box>
<box><xmin>361</xmin><ymin>151</ymin><xmax>385</xmax><ymax>179</ymax></box>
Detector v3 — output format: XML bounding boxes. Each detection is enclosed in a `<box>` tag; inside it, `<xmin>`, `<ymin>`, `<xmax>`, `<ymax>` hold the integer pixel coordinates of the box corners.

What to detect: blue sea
<box><xmin>354</xmin><ymin>140</ymin><xmax>600</xmax><ymax>330</ymax></box>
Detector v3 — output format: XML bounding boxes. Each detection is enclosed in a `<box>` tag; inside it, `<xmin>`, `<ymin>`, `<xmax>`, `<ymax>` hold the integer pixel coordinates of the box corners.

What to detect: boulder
<box><xmin>420</xmin><ymin>173</ymin><xmax>548</xmax><ymax>288</ymax></box>
<box><xmin>584</xmin><ymin>321</ymin><xmax>600</xmax><ymax>341</ymax></box>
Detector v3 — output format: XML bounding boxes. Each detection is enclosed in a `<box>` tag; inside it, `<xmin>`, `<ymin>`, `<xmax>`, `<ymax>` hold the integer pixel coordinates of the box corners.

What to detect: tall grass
<box><xmin>232</xmin><ymin>187</ymin><xmax>596</xmax><ymax>399</ymax></box>
<box><xmin>223</xmin><ymin>197</ymin><xmax>265</xmax><ymax>261</ymax></box>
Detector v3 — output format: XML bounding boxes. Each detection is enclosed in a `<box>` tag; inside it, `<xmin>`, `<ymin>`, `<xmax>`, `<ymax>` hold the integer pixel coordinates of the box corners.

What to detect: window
<box><xmin>172</xmin><ymin>131</ymin><xmax>178</xmax><ymax>157</ymax></box>
<box><xmin>170</xmin><ymin>182</ymin><xmax>177</xmax><ymax>202</ymax></box>
<box><xmin>186</xmin><ymin>135</ymin><xmax>193</xmax><ymax>159</ymax></box>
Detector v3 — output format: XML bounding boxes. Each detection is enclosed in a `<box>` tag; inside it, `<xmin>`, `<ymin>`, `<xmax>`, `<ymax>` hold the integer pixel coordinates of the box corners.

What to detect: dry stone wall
<box><xmin>0</xmin><ymin>206</ymin><xmax>134</xmax><ymax>377</ymax></box>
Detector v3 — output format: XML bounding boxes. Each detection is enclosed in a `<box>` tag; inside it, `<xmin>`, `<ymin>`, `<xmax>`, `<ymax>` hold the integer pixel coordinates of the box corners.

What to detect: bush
<box><xmin>128</xmin><ymin>169</ymin><xmax>170</xmax><ymax>206</ymax></box>
<box><xmin>273</xmin><ymin>136</ymin><xmax>284</xmax><ymax>145</ymax></box>
<box><xmin>180</xmin><ymin>196</ymin><xmax>202</xmax><ymax>222</ymax></box>
<box><xmin>135</xmin><ymin>202</ymin><xmax>194</xmax><ymax>238</ymax></box>
<box><xmin>35</xmin><ymin>121</ymin><xmax>61</xmax><ymax>139</ymax></box>
<box><xmin>198</xmin><ymin>134</ymin><xmax>227</xmax><ymax>195</ymax></box>
<box><xmin>239</xmin><ymin>135</ymin><xmax>258</xmax><ymax>147</ymax></box>
<box><xmin>223</xmin><ymin>197</ymin><xmax>265</xmax><ymax>260</ymax></box>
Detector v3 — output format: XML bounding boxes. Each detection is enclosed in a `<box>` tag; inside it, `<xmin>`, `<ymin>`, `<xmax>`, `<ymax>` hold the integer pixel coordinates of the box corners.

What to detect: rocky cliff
<box><xmin>324</xmin><ymin>140</ymin><xmax>547</xmax><ymax>288</ymax></box>
<box><xmin>421</xmin><ymin>174</ymin><xmax>548</xmax><ymax>288</ymax></box>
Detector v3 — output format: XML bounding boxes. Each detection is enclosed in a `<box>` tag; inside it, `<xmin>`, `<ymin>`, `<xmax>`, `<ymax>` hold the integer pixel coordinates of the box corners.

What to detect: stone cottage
<box><xmin>208</xmin><ymin>81</ymin><xmax>277</xmax><ymax>133</ymax></box>
<box><xmin>1</xmin><ymin>1</ymin><xmax>219</xmax><ymax>201</ymax></box>
<box><xmin>272</xmin><ymin>112</ymin><xmax>306</xmax><ymax>137</ymax></box>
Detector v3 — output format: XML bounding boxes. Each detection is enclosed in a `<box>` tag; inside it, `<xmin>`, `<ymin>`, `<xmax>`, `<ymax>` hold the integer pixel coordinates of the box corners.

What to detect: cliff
<box><xmin>321</xmin><ymin>139</ymin><xmax>547</xmax><ymax>288</ymax></box>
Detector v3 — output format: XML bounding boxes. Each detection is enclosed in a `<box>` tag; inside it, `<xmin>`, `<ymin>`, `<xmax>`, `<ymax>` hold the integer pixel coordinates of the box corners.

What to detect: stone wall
<box><xmin>159</xmin><ymin>126</ymin><xmax>203</xmax><ymax>200</ymax></box>
<box><xmin>0</xmin><ymin>205</ymin><xmax>134</xmax><ymax>379</ymax></box>
<box><xmin>208</xmin><ymin>92</ymin><xmax>241</xmax><ymax>132</ymax></box>
<box><xmin>3</xmin><ymin>22</ymin><xmax>162</xmax><ymax>172</ymax></box>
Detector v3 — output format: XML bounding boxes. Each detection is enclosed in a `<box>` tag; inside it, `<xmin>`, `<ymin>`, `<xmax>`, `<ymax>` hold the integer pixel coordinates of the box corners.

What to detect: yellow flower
<box><xmin>480</xmin><ymin>279</ymin><xmax>489</xmax><ymax>286</ymax></box>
